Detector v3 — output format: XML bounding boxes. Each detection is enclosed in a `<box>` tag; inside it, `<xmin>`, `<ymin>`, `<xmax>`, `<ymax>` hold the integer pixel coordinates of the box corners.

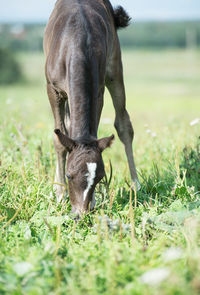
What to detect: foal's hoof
<box><xmin>131</xmin><ymin>179</ymin><xmax>141</xmax><ymax>192</ymax></box>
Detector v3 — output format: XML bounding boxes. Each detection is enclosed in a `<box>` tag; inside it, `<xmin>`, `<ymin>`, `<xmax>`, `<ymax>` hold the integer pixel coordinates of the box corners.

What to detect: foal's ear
<box><xmin>54</xmin><ymin>129</ymin><xmax>75</xmax><ymax>152</ymax></box>
<box><xmin>97</xmin><ymin>134</ymin><xmax>115</xmax><ymax>152</ymax></box>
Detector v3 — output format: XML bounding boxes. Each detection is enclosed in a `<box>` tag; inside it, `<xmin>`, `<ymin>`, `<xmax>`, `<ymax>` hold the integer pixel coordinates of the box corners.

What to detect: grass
<box><xmin>0</xmin><ymin>49</ymin><xmax>200</xmax><ymax>295</ymax></box>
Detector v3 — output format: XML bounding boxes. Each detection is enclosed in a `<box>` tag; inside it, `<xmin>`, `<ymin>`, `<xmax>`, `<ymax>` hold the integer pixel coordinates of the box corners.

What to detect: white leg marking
<box><xmin>55</xmin><ymin>162</ymin><xmax>59</xmax><ymax>181</ymax></box>
<box><xmin>83</xmin><ymin>163</ymin><xmax>97</xmax><ymax>201</ymax></box>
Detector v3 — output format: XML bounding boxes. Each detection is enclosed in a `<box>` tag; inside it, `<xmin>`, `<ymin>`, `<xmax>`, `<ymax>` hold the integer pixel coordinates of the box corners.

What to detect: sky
<box><xmin>0</xmin><ymin>0</ymin><xmax>200</xmax><ymax>23</ymax></box>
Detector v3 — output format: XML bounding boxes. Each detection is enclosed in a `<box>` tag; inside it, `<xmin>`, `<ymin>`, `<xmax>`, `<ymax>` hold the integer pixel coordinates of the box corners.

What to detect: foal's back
<box><xmin>44</xmin><ymin>0</ymin><xmax>115</xmax><ymax>85</ymax></box>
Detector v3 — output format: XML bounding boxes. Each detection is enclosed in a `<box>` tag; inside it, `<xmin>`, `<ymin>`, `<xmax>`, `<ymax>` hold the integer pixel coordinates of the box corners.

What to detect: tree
<box><xmin>0</xmin><ymin>48</ymin><xmax>23</xmax><ymax>84</ymax></box>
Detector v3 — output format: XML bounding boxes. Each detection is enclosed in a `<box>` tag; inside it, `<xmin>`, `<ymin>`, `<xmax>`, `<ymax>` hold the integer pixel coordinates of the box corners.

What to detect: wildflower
<box><xmin>162</xmin><ymin>247</ymin><xmax>182</xmax><ymax>262</ymax></box>
<box><xmin>24</xmin><ymin>225</ymin><xmax>32</xmax><ymax>240</ymax></box>
<box><xmin>93</xmin><ymin>216</ymin><xmax>130</xmax><ymax>234</ymax></box>
<box><xmin>151</xmin><ymin>132</ymin><xmax>157</xmax><ymax>137</ymax></box>
<box><xmin>145</xmin><ymin>129</ymin><xmax>157</xmax><ymax>137</ymax></box>
<box><xmin>190</xmin><ymin>118</ymin><xmax>199</xmax><ymax>126</ymax></box>
<box><xmin>140</xmin><ymin>267</ymin><xmax>170</xmax><ymax>286</ymax></box>
<box><xmin>13</xmin><ymin>262</ymin><xmax>33</xmax><ymax>276</ymax></box>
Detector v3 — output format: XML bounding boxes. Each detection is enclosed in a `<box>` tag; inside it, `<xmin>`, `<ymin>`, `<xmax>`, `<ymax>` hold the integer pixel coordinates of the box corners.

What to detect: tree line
<box><xmin>118</xmin><ymin>21</ymin><xmax>200</xmax><ymax>49</ymax></box>
<box><xmin>0</xmin><ymin>21</ymin><xmax>200</xmax><ymax>84</ymax></box>
<box><xmin>0</xmin><ymin>21</ymin><xmax>200</xmax><ymax>53</ymax></box>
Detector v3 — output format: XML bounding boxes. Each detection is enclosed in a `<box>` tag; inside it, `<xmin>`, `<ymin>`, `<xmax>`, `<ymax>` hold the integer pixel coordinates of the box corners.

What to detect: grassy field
<box><xmin>0</xmin><ymin>49</ymin><xmax>200</xmax><ymax>295</ymax></box>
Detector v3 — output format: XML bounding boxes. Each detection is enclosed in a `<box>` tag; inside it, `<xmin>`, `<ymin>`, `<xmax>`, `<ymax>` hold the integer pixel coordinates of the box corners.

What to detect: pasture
<box><xmin>0</xmin><ymin>49</ymin><xmax>200</xmax><ymax>294</ymax></box>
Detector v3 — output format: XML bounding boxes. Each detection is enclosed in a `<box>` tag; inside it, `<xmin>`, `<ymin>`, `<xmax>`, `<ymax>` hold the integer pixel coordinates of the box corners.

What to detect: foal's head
<box><xmin>54</xmin><ymin>129</ymin><xmax>114</xmax><ymax>217</ymax></box>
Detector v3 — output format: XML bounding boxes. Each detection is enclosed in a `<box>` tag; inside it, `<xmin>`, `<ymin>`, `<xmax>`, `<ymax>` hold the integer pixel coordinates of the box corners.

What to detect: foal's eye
<box><xmin>66</xmin><ymin>174</ymin><xmax>71</xmax><ymax>180</ymax></box>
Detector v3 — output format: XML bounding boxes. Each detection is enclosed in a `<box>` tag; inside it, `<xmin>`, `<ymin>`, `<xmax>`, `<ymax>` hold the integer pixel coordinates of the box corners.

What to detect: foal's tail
<box><xmin>113</xmin><ymin>6</ymin><xmax>131</xmax><ymax>29</ymax></box>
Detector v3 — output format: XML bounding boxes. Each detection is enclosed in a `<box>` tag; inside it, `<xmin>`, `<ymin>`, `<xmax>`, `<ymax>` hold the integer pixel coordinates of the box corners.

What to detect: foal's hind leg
<box><xmin>47</xmin><ymin>84</ymin><xmax>68</xmax><ymax>202</ymax></box>
<box><xmin>106</xmin><ymin>57</ymin><xmax>140</xmax><ymax>191</ymax></box>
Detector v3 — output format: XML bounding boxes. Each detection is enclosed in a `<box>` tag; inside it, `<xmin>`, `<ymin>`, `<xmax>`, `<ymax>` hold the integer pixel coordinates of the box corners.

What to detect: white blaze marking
<box><xmin>83</xmin><ymin>163</ymin><xmax>97</xmax><ymax>201</ymax></box>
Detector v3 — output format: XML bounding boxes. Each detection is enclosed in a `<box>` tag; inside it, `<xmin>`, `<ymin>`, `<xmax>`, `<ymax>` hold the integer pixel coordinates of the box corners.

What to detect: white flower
<box><xmin>24</xmin><ymin>225</ymin><xmax>32</xmax><ymax>240</ymax></box>
<box><xmin>190</xmin><ymin>118</ymin><xmax>200</xmax><ymax>126</ymax></box>
<box><xmin>13</xmin><ymin>262</ymin><xmax>33</xmax><ymax>276</ymax></box>
<box><xmin>146</xmin><ymin>129</ymin><xmax>157</xmax><ymax>137</ymax></box>
<box><xmin>44</xmin><ymin>242</ymin><xmax>55</xmax><ymax>254</ymax></box>
<box><xmin>151</xmin><ymin>132</ymin><xmax>157</xmax><ymax>137</ymax></box>
<box><xmin>140</xmin><ymin>267</ymin><xmax>170</xmax><ymax>286</ymax></box>
<box><xmin>162</xmin><ymin>247</ymin><xmax>182</xmax><ymax>262</ymax></box>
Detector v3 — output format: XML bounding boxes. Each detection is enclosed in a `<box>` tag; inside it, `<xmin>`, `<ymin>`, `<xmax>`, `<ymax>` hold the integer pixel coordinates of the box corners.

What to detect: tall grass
<box><xmin>0</xmin><ymin>49</ymin><xmax>200</xmax><ymax>294</ymax></box>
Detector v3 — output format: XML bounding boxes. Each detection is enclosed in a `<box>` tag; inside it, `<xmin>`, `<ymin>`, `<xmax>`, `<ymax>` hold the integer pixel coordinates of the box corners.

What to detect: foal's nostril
<box><xmin>73</xmin><ymin>214</ymin><xmax>80</xmax><ymax>222</ymax></box>
<box><xmin>70</xmin><ymin>211</ymin><xmax>80</xmax><ymax>220</ymax></box>
<box><xmin>70</xmin><ymin>208</ymin><xmax>81</xmax><ymax>221</ymax></box>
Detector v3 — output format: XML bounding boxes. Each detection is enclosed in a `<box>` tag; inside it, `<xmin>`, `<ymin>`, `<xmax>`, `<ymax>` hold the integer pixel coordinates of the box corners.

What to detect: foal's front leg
<box><xmin>53</xmin><ymin>139</ymin><xmax>67</xmax><ymax>203</ymax></box>
<box><xmin>47</xmin><ymin>84</ymin><xmax>68</xmax><ymax>202</ymax></box>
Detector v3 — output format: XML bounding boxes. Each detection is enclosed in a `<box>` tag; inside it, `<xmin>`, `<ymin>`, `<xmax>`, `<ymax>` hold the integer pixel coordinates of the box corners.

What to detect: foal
<box><xmin>44</xmin><ymin>0</ymin><xmax>140</xmax><ymax>217</ymax></box>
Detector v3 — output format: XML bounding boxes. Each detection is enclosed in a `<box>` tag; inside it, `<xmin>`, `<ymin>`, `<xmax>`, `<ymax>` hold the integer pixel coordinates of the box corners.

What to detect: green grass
<box><xmin>0</xmin><ymin>49</ymin><xmax>200</xmax><ymax>295</ymax></box>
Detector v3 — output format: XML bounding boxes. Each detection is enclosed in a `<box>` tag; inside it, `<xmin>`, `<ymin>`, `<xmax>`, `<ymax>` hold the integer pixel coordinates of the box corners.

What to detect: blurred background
<box><xmin>0</xmin><ymin>0</ymin><xmax>200</xmax><ymax>172</ymax></box>
<box><xmin>1</xmin><ymin>1</ymin><xmax>200</xmax><ymax>59</ymax></box>
<box><xmin>1</xmin><ymin>0</ymin><xmax>200</xmax><ymax>84</ymax></box>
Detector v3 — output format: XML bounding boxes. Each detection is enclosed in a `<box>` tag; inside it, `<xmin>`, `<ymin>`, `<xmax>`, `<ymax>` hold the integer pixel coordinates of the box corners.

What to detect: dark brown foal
<box><xmin>44</xmin><ymin>0</ymin><xmax>140</xmax><ymax>217</ymax></box>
